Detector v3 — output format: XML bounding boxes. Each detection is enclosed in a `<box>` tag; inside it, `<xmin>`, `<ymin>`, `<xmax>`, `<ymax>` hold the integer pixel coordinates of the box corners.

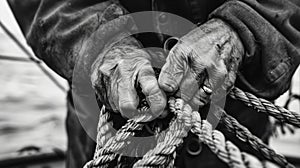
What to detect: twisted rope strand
<box><xmin>93</xmin><ymin>106</ymin><xmax>113</xmax><ymax>159</ymax></box>
<box><xmin>84</xmin><ymin>111</ymin><xmax>153</xmax><ymax>168</ymax></box>
<box><xmin>192</xmin><ymin>112</ymin><xmax>281</xmax><ymax>168</ymax></box>
<box><xmin>229</xmin><ymin>87</ymin><xmax>300</xmax><ymax>127</ymax></box>
<box><xmin>212</xmin><ymin>105</ymin><xmax>295</xmax><ymax>168</ymax></box>
<box><xmin>133</xmin><ymin>98</ymin><xmax>193</xmax><ymax>168</ymax></box>
<box><xmin>85</xmin><ymin>91</ymin><xmax>297</xmax><ymax>168</ymax></box>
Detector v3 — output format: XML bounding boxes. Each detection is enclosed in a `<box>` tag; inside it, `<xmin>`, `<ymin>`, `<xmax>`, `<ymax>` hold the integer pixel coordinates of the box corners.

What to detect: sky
<box><xmin>0</xmin><ymin>0</ymin><xmax>26</xmax><ymax>38</ymax></box>
<box><xmin>0</xmin><ymin>0</ymin><xmax>34</xmax><ymax>57</ymax></box>
<box><xmin>0</xmin><ymin>0</ymin><xmax>67</xmax><ymax>85</ymax></box>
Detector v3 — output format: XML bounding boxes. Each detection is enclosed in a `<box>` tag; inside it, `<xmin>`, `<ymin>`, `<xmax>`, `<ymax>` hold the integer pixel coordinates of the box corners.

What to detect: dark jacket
<box><xmin>7</xmin><ymin>0</ymin><xmax>300</xmax><ymax>167</ymax></box>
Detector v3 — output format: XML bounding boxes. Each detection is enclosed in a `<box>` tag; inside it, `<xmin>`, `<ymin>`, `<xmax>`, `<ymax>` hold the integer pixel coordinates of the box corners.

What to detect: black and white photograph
<box><xmin>0</xmin><ymin>0</ymin><xmax>299</xmax><ymax>167</ymax></box>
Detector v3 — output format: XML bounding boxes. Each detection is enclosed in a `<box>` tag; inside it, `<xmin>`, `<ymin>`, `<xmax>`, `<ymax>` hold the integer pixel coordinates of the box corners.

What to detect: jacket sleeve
<box><xmin>210</xmin><ymin>0</ymin><xmax>300</xmax><ymax>100</ymax></box>
<box><xmin>7</xmin><ymin>0</ymin><xmax>137</xmax><ymax>81</ymax></box>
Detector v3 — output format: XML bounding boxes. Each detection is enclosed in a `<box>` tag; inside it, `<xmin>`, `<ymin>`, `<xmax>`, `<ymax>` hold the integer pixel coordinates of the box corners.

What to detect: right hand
<box><xmin>159</xmin><ymin>19</ymin><xmax>244</xmax><ymax>109</ymax></box>
<box><xmin>91</xmin><ymin>34</ymin><xmax>167</xmax><ymax>119</ymax></box>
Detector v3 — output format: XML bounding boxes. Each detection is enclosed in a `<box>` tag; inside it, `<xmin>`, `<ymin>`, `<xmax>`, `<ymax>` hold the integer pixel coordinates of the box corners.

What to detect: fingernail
<box><xmin>159</xmin><ymin>76</ymin><xmax>177</xmax><ymax>92</ymax></box>
<box><xmin>202</xmin><ymin>85</ymin><xmax>212</xmax><ymax>95</ymax></box>
<box><xmin>163</xmin><ymin>83</ymin><xmax>175</xmax><ymax>92</ymax></box>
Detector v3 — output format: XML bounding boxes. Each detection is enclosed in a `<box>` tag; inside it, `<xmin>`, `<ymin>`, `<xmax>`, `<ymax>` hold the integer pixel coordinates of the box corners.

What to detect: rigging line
<box><xmin>0</xmin><ymin>21</ymin><xmax>40</xmax><ymax>63</ymax></box>
<box><xmin>0</xmin><ymin>54</ymin><xmax>31</xmax><ymax>62</ymax></box>
<box><xmin>0</xmin><ymin>21</ymin><xmax>67</xmax><ymax>93</ymax></box>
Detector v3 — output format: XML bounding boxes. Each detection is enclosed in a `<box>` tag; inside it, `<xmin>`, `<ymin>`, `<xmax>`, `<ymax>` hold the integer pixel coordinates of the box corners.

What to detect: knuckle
<box><xmin>139</xmin><ymin>72</ymin><xmax>155</xmax><ymax>83</ymax></box>
<box><xmin>148</xmin><ymin>92</ymin><xmax>166</xmax><ymax>106</ymax></box>
<box><xmin>180</xmin><ymin>92</ymin><xmax>193</xmax><ymax>102</ymax></box>
<box><xmin>139</xmin><ymin>67</ymin><xmax>154</xmax><ymax>78</ymax></box>
<box><xmin>119</xmin><ymin>98</ymin><xmax>137</xmax><ymax>108</ymax></box>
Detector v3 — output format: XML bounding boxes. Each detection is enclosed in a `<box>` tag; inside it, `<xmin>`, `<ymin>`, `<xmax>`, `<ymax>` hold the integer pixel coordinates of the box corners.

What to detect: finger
<box><xmin>118</xmin><ymin>76</ymin><xmax>139</xmax><ymax>119</ymax></box>
<box><xmin>218</xmin><ymin>64</ymin><xmax>238</xmax><ymax>93</ymax></box>
<box><xmin>175</xmin><ymin>69</ymin><xmax>200</xmax><ymax>102</ymax></box>
<box><xmin>109</xmin><ymin>71</ymin><xmax>120</xmax><ymax>111</ymax></box>
<box><xmin>173</xmin><ymin>44</ymin><xmax>207</xmax><ymax>102</ymax></box>
<box><xmin>138</xmin><ymin>64</ymin><xmax>167</xmax><ymax>118</ymax></box>
<box><xmin>205</xmin><ymin>61</ymin><xmax>227</xmax><ymax>98</ymax></box>
<box><xmin>191</xmin><ymin>84</ymin><xmax>212</xmax><ymax>109</ymax></box>
<box><xmin>158</xmin><ymin>45</ymin><xmax>186</xmax><ymax>93</ymax></box>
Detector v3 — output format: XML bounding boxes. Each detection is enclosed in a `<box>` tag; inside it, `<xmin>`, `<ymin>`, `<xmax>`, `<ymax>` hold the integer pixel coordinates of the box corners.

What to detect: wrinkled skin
<box><xmin>91</xmin><ymin>18</ymin><xmax>244</xmax><ymax>119</ymax></box>
<box><xmin>91</xmin><ymin>33</ymin><xmax>166</xmax><ymax>119</ymax></box>
<box><xmin>159</xmin><ymin>18</ymin><xmax>244</xmax><ymax>110</ymax></box>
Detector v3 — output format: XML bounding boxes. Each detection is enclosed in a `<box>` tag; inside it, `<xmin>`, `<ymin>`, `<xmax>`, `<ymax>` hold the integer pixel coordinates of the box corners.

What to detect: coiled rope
<box><xmin>84</xmin><ymin>88</ymin><xmax>299</xmax><ymax>168</ymax></box>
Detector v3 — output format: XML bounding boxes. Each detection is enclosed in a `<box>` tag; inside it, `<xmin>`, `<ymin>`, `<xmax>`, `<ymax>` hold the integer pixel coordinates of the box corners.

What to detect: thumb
<box><xmin>158</xmin><ymin>47</ymin><xmax>186</xmax><ymax>93</ymax></box>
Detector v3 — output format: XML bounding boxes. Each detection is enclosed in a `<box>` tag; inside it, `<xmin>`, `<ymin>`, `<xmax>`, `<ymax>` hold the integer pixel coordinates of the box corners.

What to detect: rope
<box><xmin>133</xmin><ymin>99</ymin><xmax>292</xmax><ymax>168</ymax></box>
<box><xmin>133</xmin><ymin>98</ymin><xmax>193</xmax><ymax>168</ymax></box>
<box><xmin>191</xmin><ymin>112</ymin><xmax>280</xmax><ymax>168</ymax></box>
<box><xmin>0</xmin><ymin>54</ymin><xmax>31</xmax><ymax>62</ymax></box>
<box><xmin>229</xmin><ymin>87</ymin><xmax>300</xmax><ymax>128</ymax></box>
<box><xmin>84</xmin><ymin>108</ymin><xmax>154</xmax><ymax>168</ymax></box>
<box><xmin>212</xmin><ymin>105</ymin><xmax>295</xmax><ymax>168</ymax></box>
<box><xmin>94</xmin><ymin>106</ymin><xmax>113</xmax><ymax>159</ymax></box>
<box><xmin>85</xmin><ymin>97</ymin><xmax>296</xmax><ymax>168</ymax></box>
<box><xmin>0</xmin><ymin>21</ymin><xmax>67</xmax><ymax>93</ymax></box>
<box><xmin>2</xmin><ymin>7</ymin><xmax>298</xmax><ymax>168</ymax></box>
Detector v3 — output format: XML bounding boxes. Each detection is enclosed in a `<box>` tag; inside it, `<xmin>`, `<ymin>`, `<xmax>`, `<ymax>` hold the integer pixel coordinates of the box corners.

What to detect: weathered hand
<box><xmin>159</xmin><ymin>19</ymin><xmax>244</xmax><ymax>108</ymax></box>
<box><xmin>91</xmin><ymin>33</ymin><xmax>166</xmax><ymax>118</ymax></box>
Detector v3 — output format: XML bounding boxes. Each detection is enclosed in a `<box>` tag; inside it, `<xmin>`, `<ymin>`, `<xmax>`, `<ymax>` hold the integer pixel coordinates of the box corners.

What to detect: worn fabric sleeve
<box><xmin>7</xmin><ymin>0</ymin><xmax>137</xmax><ymax>81</ymax></box>
<box><xmin>210</xmin><ymin>0</ymin><xmax>300</xmax><ymax>100</ymax></box>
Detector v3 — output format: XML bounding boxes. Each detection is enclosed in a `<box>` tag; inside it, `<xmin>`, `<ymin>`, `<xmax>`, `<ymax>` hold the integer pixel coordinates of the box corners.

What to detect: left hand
<box><xmin>158</xmin><ymin>18</ymin><xmax>244</xmax><ymax>109</ymax></box>
<box><xmin>91</xmin><ymin>34</ymin><xmax>167</xmax><ymax>119</ymax></box>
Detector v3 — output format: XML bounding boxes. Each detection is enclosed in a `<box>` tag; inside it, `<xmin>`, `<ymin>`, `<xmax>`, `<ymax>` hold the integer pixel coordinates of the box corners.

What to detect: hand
<box><xmin>91</xmin><ymin>33</ymin><xmax>166</xmax><ymax>119</ymax></box>
<box><xmin>159</xmin><ymin>18</ymin><xmax>244</xmax><ymax>109</ymax></box>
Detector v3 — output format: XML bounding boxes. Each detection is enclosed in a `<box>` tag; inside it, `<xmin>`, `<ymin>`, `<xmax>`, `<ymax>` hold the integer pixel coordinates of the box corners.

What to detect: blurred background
<box><xmin>0</xmin><ymin>0</ymin><xmax>299</xmax><ymax>167</ymax></box>
<box><xmin>0</xmin><ymin>1</ymin><xmax>68</xmax><ymax>167</ymax></box>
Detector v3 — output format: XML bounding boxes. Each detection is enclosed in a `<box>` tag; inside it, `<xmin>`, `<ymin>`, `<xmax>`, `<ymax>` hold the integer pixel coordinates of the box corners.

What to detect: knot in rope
<box><xmin>84</xmin><ymin>87</ymin><xmax>299</xmax><ymax>168</ymax></box>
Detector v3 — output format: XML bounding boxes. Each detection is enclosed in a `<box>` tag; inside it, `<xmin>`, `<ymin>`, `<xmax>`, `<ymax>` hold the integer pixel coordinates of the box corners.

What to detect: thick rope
<box><xmin>229</xmin><ymin>87</ymin><xmax>300</xmax><ymax>128</ymax></box>
<box><xmin>84</xmin><ymin>108</ymin><xmax>153</xmax><ymax>168</ymax></box>
<box><xmin>85</xmin><ymin>93</ymin><xmax>297</xmax><ymax>168</ymax></box>
<box><xmin>211</xmin><ymin>105</ymin><xmax>295</xmax><ymax>168</ymax></box>
<box><xmin>133</xmin><ymin>98</ymin><xmax>193</xmax><ymax>167</ymax></box>
<box><xmin>93</xmin><ymin>106</ymin><xmax>113</xmax><ymax>159</ymax></box>
<box><xmin>192</xmin><ymin>112</ymin><xmax>280</xmax><ymax>168</ymax></box>
<box><xmin>84</xmin><ymin>107</ymin><xmax>113</xmax><ymax>168</ymax></box>
<box><xmin>133</xmin><ymin>99</ymin><xmax>291</xmax><ymax>168</ymax></box>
